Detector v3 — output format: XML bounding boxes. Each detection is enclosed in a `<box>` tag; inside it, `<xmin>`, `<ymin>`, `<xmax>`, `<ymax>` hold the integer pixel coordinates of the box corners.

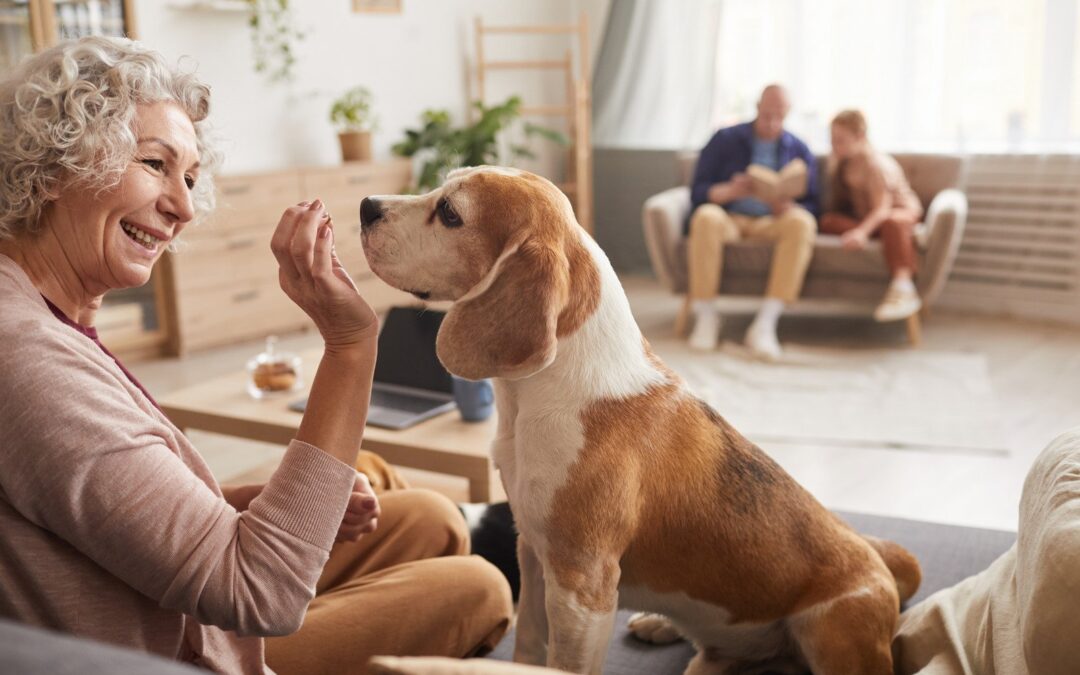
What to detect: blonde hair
<box><xmin>831</xmin><ymin>109</ymin><xmax>868</xmax><ymax>138</ymax></box>
<box><xmin>0</xmin><ymin>36</ymin><xmax>221</xmax><ymax>240</ymax></box>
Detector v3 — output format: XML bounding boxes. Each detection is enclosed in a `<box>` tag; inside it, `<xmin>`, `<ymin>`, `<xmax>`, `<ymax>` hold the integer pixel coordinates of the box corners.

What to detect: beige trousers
<box><xmin>893</xmin><ymin>429</ymin><xmax>1080</xmax><ymax>674</ymax></box>
<box><xmin>265</xmin><ymin>453</ymin><xmax>514</xmax><ymax>675</ymax></box>
<box><xmin>687</xmin><ymin>204</ymin><xmax>817</xmax><ymax>304</ymax></box>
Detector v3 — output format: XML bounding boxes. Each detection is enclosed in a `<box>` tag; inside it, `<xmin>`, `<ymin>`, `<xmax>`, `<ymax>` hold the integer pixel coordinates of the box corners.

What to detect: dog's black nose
<box><xmin>360</xmin><ymin>197</ymin><xmax>384</xmax><ymax>229</ymax></box>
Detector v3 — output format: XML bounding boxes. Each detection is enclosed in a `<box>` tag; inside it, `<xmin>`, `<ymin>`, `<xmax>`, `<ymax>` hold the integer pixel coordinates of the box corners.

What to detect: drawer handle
<box><xmin>232</xmin><ymin>290</ymin><xmax>259</xmax><ymax>303</ymax></box>
<box><xmin>226</xmin><ymin>239</ymin><xmax>257</xmax><ymax>251</ymax></box>
<box><xmin>222</xmin><ymin>184</ymin><xmax>253</xmax><ymax>196</ymax></box>
<box><xmin>347</xmin><ymin>175</ymin><xmax>372</xmax><ymax>185</ymax></box>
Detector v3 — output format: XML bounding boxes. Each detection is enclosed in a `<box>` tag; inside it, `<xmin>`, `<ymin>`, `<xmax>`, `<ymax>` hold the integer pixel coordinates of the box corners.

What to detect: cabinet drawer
<box><xmin>216</xmin><ymin>171</ymin><xmax>303</xmax><ymax>204</ymax></box>
<box><xmin>170</xmin><ymin>225</ymin><xmax>278</xmax><ymax>293</ymax></box>
<box><xmin>301</xmin><ymin>162</ymin><xmax>411</xmax><ymax>229</ymax></box>
<box><xmin>300</xmin><ymin>160</ymin><xmax>411</xmax><ymax>199</ymax></box>
<box><xmin>175</xmin><ymin>279</ymin><xmax>309</xmax><ymax>352</ymax></box>
<box><xmin>188</xmin><ymin>172</ymin><xmax>304</xmax><ymax>239</ymax></box>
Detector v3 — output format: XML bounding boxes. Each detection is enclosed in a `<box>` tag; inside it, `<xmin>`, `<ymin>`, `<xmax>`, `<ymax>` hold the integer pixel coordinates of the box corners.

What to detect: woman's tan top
<box><xmin>0</xmin><ymin>253</ymin><xmax>358</xmax><ymax>673</ymax></box>
<box><xmin>834</xmin><ymin>150</ymin><xmax>923</xmax><ymax>220</ymax></box>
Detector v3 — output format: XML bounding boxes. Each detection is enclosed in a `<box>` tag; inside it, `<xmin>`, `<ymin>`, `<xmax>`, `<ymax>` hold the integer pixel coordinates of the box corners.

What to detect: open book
<box><xmin>746</xmin><ymin>158</ymin><xmax>808</xmax><ymax>202</ymax></box>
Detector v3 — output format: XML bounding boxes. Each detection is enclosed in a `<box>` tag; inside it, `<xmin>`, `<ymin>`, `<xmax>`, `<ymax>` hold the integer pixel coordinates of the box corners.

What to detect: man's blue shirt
<box><xmin>687</xmin><ymin>121</ymin><xmax>819</xmax><ymax>233</ymax></box>
<box><xmin>725</xmin><ymin>136</ymin><xmax>780</xmax><ymax>217</ymax></box>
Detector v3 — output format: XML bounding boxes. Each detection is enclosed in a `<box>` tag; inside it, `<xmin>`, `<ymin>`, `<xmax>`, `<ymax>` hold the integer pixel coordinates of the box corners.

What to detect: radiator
<box><xmin>939</xmin><ymin>154</ymin><xmax>1080</xmax><ymax>325</ymax></box>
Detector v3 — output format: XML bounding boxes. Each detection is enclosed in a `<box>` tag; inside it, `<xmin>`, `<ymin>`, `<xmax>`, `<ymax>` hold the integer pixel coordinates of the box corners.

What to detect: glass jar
<box><xmin>246</xmin><ymin>336</ymin><xmax>303</xmax><ymax>399</ymax></box>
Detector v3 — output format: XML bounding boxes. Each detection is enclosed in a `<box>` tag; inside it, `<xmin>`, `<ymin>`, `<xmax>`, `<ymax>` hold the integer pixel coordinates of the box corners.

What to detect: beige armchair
<box><xmin>642</xmin><ymin>153</ymin><xmax>968</xmax><ymax>344</ymax></box>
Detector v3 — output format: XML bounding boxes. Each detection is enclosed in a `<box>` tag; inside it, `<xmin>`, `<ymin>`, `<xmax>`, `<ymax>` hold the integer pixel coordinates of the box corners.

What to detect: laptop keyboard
<box><xmin>370</xmin><ymin>388</ymin><xmax>448</xmax><ymax>414</ymax></box>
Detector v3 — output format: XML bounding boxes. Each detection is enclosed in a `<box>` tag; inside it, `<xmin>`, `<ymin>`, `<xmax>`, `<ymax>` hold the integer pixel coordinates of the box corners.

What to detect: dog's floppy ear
<box><xmin>437</xmin><ymin>239</ymin><xmax>566</xmax><ymax>380</ymax></box>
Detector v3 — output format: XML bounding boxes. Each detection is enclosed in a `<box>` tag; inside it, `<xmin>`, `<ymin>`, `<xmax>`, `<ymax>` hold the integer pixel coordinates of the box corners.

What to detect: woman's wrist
<box><xmin>322</xmin><ymin>325</ymin><xmax>379</xmax><ymax>360</ymax></box>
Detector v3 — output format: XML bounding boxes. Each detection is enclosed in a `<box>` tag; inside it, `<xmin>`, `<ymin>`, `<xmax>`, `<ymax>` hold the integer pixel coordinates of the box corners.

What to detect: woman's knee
<box><xmin>383</xmin><ymin>489</ymin><xmax>470</xmax><ymax>556</ymax></box>
<box><xmin>444</xmin><ymin>556</ymin><xmax>514</xmax><ymax>644</ymax></box>
<box><xmin>879</xmin><ymin>219</ymin><xmax>909</xmax><ymax>237</ymax></box>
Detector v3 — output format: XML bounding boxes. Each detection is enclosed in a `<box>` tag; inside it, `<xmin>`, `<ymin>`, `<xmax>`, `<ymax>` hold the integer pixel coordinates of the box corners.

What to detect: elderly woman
<box><xmin>819</xmin><ymin>109</ymin><xmax>924</xmax><ymax>322</ymax></box>
<box><xmin>0</xmin><ymin>36</ymin><xmax>511</xmax><ymax>674</ymax></box>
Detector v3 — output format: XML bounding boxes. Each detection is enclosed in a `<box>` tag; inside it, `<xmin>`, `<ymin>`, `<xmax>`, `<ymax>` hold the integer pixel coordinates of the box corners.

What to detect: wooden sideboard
<box><xmin>162</xmin><ymin>159</ymin><xmax>414</xmax><ymax>355</ymax></box>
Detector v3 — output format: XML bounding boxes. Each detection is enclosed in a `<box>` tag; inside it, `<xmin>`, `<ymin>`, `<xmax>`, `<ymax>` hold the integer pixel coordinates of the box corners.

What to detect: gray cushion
<box><xmin>0</xmin><ymin>619</ymin><xmax>199</xmax><ymax>674</ymax></box>
<box><xmin>487</xmin><ymin>512</ymin><xmax>1016</xmax><ymax>674</ymax></box>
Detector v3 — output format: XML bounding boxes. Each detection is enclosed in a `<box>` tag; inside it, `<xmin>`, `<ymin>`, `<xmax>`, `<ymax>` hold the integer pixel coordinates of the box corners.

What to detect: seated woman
<box><xmin>0</xmin><ymin>36</ymin><xmax>511</xmax><ymax>674</ymax></box>
<box><xmin>821</xmin><ymin>109</ymin><xmax>924</xmax><ymax>322</ymax></box>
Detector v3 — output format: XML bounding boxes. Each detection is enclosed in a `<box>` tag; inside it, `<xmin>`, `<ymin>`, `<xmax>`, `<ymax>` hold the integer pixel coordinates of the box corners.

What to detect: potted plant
<box><xmin>392</xmin><ymin>96</ymin><xmax>566</xmax><ymax>192</ymax></box>
<box><xmin>330</xmin><ymin>86</ymin><xmax>377</xmax><ymax>162</ymax></box>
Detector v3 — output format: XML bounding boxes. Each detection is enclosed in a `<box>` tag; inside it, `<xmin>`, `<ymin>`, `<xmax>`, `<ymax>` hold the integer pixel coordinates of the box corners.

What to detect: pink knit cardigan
<box><xmin>0</xmin><ymin>254</ymin><xmax>357</xmax><ymax>673</ymax></box>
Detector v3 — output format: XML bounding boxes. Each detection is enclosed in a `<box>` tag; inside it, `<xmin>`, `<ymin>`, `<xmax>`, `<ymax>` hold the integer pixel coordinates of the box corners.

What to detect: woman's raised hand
<box><xmin>271</xmin><ymin>200</ymin><xmax>378</xmax><ymax>350</ymax></box>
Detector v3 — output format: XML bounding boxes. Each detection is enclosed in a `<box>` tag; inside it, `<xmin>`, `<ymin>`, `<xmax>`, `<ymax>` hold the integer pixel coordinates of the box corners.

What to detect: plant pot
<box><xmin>338</xmin><ymin>130</ymin><xmax>372</xmax><ymax>162</ymax></box>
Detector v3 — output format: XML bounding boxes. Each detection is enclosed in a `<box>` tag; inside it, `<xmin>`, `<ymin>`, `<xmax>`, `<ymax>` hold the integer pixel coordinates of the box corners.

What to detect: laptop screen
<box><xmin>373</xmin><ymin>307</ymin><xmax>454</xmax><ymax>394</ymax></box>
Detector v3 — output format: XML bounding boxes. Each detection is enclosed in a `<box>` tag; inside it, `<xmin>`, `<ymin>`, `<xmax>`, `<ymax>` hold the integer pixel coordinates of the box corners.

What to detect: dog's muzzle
<box><xmin>360</xmin><ymin>197</ymin><xmax>384</xmax><ymax>230</ymax></box>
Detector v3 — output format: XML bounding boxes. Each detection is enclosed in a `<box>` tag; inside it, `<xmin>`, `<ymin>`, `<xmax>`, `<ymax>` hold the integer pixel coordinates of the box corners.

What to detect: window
<box><xmin>711</xmin><ymin>0</ymin><xmax>1080</xmax><ymax>153</ymax></box>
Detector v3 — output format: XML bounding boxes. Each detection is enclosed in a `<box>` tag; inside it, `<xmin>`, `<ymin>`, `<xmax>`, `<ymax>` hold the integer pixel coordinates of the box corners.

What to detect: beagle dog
<box><xmin>359</xmin><ymin>166</ymin><xmax>921</xmax><ymax>675</ymax></box>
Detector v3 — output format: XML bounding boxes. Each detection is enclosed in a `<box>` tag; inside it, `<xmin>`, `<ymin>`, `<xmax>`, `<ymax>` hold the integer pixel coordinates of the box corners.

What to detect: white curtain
<box><xmin>712</xmin><ymin>0</ymin><xmax>1080</xmax><ymax>154</ymax></box>
<box><xmin>592</xmin><ymin>0</ymin><xmax>722</xmax><ymax>149</ymax></box>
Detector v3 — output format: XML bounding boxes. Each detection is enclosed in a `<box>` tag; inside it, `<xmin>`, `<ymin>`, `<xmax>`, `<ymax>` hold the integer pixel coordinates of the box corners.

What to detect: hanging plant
<box><xmin>248</xmin><ymin>0</ymin><xmax>304</xmax><ymax>83</ymax></box>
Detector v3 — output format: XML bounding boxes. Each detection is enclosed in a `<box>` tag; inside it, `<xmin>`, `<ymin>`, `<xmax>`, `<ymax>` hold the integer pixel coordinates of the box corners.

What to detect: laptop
<box><xmin>289</xmin><ymin>307</ymin><xmax>456</xmax><ymax>429</ymax></box>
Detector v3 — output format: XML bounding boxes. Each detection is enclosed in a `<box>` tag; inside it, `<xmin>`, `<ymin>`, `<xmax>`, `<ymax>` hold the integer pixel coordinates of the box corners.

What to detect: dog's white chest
<box><xmin>493</xmin><ymin>399</ymin><xmax>586</xmax><ymax>543</ymax></box>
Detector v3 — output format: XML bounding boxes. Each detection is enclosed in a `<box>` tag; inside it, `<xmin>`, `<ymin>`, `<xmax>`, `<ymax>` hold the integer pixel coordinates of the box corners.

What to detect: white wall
<box><xmin>135</xmin><ymin>0</ymin><xmax>589</xmax><ymax>175</ymax></box>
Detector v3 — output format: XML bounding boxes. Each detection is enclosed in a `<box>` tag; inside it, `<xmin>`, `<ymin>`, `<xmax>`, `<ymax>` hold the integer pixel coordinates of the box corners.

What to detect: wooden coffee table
<box><xmin>159</xmin><ymin>352</ymin><xmax>499</xmax><ymax>502</ymax></box>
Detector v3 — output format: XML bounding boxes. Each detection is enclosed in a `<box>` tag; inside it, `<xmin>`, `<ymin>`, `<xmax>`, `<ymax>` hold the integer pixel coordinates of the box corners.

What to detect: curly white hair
<box><xmin>0</xmin><ymin>36</ymin><xmax>221</xmax><ymax>241</ymax></box>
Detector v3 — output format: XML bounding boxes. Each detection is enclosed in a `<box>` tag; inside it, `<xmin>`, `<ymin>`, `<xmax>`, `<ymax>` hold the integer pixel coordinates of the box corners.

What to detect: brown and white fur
<box><xmin>359</xmin><ymin>167</ymin><xmax>921</xmax><ymax>675</ymax></box>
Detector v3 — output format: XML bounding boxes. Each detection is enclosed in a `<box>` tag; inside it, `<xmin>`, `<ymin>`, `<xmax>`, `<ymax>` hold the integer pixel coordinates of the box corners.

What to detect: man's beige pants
<box><xmin>266</xmin><ymin>452</ymin><xmax>514</xmax><ymax>675</ymax></box>
<box><xmin>687</xmin><ymin>204</ymin><xmax>817</xmax><ymax>304</ymax></box>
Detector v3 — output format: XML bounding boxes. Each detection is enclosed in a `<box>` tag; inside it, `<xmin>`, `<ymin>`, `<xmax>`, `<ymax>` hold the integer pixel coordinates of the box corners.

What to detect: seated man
<box><xmin>686</xmin><ymin>84</ymin><xmax>819</xmax><ymax>359</ymax></box>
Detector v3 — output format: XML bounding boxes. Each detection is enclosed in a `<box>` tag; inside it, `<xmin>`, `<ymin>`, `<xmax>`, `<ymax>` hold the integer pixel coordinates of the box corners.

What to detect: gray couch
<box><xmin>0</xmin><ymin>512</ymin><xmax>1016</xmax><ymax>674</ymax></box>
<box><xmin>642</xmin><ymin>153</ymin><xmax>969</xmax><ymax>344</ymax></box>
<box><xmin>0</xmin><ymin>619</ymin><xmax>199</xmax><ymax>674</ymax></box>
<box><xmin>489</xmin><ymin>511</ymin><xmax>1016</xmax><ymax>674</ymax></box>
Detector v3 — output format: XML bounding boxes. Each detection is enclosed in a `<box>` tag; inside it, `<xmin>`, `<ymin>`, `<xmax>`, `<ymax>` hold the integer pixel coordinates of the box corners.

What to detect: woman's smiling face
<box><xmin>45</xmin><ymin>100</ymin><xmax>200</xmax><ymax>293</ymax></box>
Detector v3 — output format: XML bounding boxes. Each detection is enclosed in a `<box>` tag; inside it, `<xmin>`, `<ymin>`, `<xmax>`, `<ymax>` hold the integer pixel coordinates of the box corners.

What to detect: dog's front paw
<box><xmin>627</xmin><ymin>612</ymin><xmax>683</xmax><ymax>645</ymax></box>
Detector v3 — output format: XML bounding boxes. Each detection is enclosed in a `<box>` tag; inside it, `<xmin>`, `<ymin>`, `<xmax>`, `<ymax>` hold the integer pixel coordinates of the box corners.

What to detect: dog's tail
<box><xmin>863</xmin><ymin>535</ymin><xmax>922</xmax><ymax>605</ymax></box>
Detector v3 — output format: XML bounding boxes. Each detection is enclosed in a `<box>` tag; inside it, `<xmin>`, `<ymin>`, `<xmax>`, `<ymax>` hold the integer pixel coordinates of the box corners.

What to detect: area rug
<box><xmin>652</xmin><ymin>341</ymin><xmax>1007</xmax><ymax>455</ymax></box>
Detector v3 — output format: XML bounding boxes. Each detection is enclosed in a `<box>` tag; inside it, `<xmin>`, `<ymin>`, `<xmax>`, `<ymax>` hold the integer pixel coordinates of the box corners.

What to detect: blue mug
<box><xmin>451</xmin><ymin>376</ymin><xmax>495</xmax><ymax>422</ymax></box>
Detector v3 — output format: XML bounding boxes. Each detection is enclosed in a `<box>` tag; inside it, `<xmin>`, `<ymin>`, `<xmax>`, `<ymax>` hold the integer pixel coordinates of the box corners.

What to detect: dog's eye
<box><xmin>438</xmin><ymin>198</ymin><xmax>462</xmax><ymax>228</ymax></box>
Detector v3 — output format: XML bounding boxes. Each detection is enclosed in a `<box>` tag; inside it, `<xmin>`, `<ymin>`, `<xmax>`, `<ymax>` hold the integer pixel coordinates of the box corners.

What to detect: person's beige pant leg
<box><xmin>742</xmin><ymin>206</ymin><xmax>816</xmax><ymax>303</ymax></box>
<box><xmin>894</xmin><ymin>428</ymin><xmax>1080</xmax><ymax>675</ymax></box>
<box><xmin>265</xmin><ymin>489</ymin><xmax>514</xmax><ymax>675</ymax></box>
<box><xmin>687</xmin><ymin>204</ymin><xmax>742</xmax><ymax>301</ymax></box>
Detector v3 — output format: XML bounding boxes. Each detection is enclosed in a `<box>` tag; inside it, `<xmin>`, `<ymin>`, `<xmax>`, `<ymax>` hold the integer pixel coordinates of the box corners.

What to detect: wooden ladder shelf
<box><xmin>474</xmin><ymin>12</ymin><xmax>594</xmax><ymax>234</ymax></box>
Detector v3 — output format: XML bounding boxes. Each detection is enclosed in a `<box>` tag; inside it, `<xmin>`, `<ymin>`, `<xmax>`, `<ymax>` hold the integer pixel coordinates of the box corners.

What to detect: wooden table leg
<box><xmin>467</xmin><ymin>470</ymin><xmax>491</xmax><ymax>503</ymax></box>
<box><xmin>674</xmin><ymin>295</ymin><xmax>691</xmax><ymax>337</ymax></box>
<box><xmin>906</xmin><ymin>313</ymin><xmax>923</xmax><ymax>347</ymax></box>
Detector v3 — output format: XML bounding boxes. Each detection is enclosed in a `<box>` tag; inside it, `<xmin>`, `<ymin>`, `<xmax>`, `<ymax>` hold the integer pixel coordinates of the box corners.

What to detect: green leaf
<box><xmin>392</xmin><ymin>95</ymin><xmax>568</xmax><ymax>191</ymax></box>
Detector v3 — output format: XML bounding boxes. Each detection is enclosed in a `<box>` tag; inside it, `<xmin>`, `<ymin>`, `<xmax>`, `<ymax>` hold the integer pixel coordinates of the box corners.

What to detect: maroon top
<box><xmin>41</xmin><ymin>296</ymin><xmax>163</xmax><ymax>413</ymax></box>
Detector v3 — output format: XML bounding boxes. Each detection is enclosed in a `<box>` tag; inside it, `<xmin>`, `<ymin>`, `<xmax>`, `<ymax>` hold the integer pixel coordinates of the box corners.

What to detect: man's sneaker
<box><xmin>874</xmin><ymin>285</ymin><xmax>922</xmax><ymax>322</ymax></box>
<box><xmin>744</xmin><ymin>321</ymin><xmax>782</xmax><ymax>361</ymax></box>
<box><xmin>688</xmin><ymin>307</ymin><xmax>722</xmax><ymax>351</ymax></box>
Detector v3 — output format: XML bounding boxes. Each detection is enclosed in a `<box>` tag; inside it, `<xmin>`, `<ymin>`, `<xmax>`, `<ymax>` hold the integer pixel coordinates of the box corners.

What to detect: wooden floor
<box><xmin>131</xmin><ymin>276</ymin><xmax>1080</xmax><ymax>532</ymax></box>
